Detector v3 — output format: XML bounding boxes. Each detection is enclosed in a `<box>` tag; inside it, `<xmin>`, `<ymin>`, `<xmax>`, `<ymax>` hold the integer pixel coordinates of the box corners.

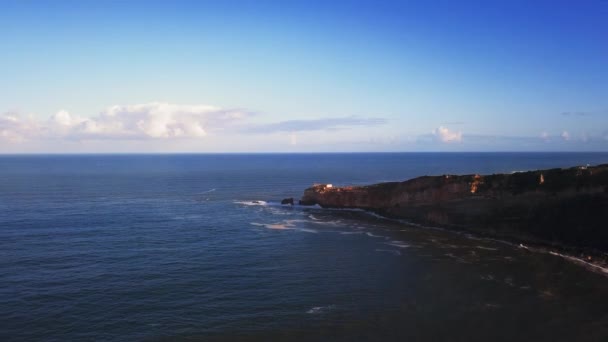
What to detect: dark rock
<box><xmin>298</xmin><ymin>199</ymin><xmax>316</xmax><ymax>206</ymax></box>
<box><xmin>281</xmin><ymin>197</ymin><xmax>294</xmax><ymax>205</ymax></box>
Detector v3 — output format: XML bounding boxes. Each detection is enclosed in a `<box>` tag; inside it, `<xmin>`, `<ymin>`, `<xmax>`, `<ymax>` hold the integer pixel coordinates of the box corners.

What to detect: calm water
<box><xmin>1</xmin><ymin>153</ymin><xmax>608</xmax><ymax>341</ymax></box>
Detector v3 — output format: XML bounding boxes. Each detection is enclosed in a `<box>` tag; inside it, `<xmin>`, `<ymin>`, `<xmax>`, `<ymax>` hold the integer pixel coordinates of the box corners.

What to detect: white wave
<box><xmin>250</xmin><ymin>222</ymin><xmax>294</xmax><ymax>230</ymax></box>
<box><xmin>475</xmin><ymin>245</ymin><xmax>499</xmax><ymax>251</ymax></box>
<box><xmin>548</xmin><ymin>251</ymin><xmax>608</xmax><ymax>275</ymax></box>
<box><xmin>365</xmin><ymin>211</ymin><xmax>393</xmax><ymax>220</ymax></box>
<box><xmin>316</xmin><ymin>220</ymin><xmax>343</xmax><ymax>226</ymax></box>
<box><xmin>385</xmin><ymin>241</ymin><xmax>410</xmax><ymax>248</ymax></box>
<box><xmin>198</xmin><ymin>188</ymin><xmax>217</xmax><ymax>194</ymax></box>
<box><xmin>252</xmin><ymin>218</ymin><xmax>323</xmax><ymax>232</ymax></box>
<box><xmin>237</xmin><ymin>200</ymin><xmax>324</xmax><ymax>209</ymax></box>
<box><xmin>299</xmin><ymin>204</ymin><xmax>323</xmax><ymax>209</ymax></box>
<box><xmin>306</xmin><ymin>305</ymin><xmax>335</xmax><ymax>314</ymax></box>
<box><xmin>366</xmin><ymin>232</ymin><xmax>384</xmax><ymax>238</ymax></box>
<box><xmin>282</xmin><ymin>218</ymin><xmax>345</xmax><ymax>229</ymax></box>
<box><xmin>235</xmin><ymin>200</ymin><xmax>267</xmax><ymax>206</ymax></box>
<box><xmin>297</xmin><ymin>228</ymin><xmax>319</xmax><ymax>234</ymax></box>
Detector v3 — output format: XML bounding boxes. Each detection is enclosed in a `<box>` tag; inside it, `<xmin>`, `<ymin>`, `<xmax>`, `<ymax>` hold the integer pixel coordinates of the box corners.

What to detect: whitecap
<box><xmin>366</xmin><ymin>232</ymin><xmax>384</xmax><ymax>238</ymax></box>
<box><xmin>297</xmin><ymin>228</ymin><xmax>319</xmax><ymax>234</ymax></box>
<box><xmin>475</xmin><ymin>245</ymin><xmax>499</xmax><ymax>251</ymax></box>
<box><xmin>306</xmin><ymin>305</ymin><xmax>335</xmax><ymax>314</ymax></box>
<box><xmin>310</xmin><ymin>220</ymin><xmax>343</xmax><ymax>227</ymax></box>
<box><xmin>250</xmin><ymin>222</ymin><xmax>294</xmax><ymax>230</ymax></box>
<box><xmin>385</xmin><ymin>241</ymin><xmax>410</xmax><ymax>248</ymax></box>
<box><xmin>198</xmin><ymin>188</ymin><xmax>217</xmax><ymax>194</ymax></box>
<box><xmin>235</xmin><ymin>200</ymin><xmax>267</xmax><ymax>206</ymax></box>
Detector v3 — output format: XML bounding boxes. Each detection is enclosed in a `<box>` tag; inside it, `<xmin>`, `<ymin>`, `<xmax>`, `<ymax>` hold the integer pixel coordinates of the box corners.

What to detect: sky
<box><xmin>1</xmin><ymin>0</ymin><xmax>607</xmax><ymax>153</ymax></box>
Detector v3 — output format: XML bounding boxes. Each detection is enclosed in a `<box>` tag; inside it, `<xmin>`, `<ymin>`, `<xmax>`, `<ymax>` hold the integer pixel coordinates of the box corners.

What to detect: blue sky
<box><xmin>1</xmin><ymin>0</ymin><xmax>607</xmax><ymax>152</ymax></box>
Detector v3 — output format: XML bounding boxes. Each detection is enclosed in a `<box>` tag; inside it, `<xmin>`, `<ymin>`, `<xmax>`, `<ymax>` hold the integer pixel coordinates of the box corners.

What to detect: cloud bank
<box><xmin>1</xmin><ymin>103</ymin><xmax>251</xmax><ymax>142</ymax></box>
<box><xmin>0</xmin><ymin>113</ymin><xmax>41</xmax><ymax>143</ymax></box>
<box><xmin>3</xmin><ymin>103</ymin><xmax>607</xmax><ymax>152</ymax></box>
<box><xmin>1</xmin><ymin>104</ymin><xmax>390</xmax><ymax>146</ymax></box>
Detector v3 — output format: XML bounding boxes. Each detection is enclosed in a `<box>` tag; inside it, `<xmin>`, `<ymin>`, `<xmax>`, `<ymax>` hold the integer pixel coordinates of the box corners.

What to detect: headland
<box><xmin>298</xmin><ymin>164</ymin><xmax>608</xmax><ymax>264</ymax></box>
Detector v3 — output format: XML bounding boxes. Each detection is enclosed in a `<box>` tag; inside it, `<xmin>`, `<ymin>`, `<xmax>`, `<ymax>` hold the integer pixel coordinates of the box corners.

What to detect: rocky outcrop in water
<box><xmin>300</xmin><ymin>164</ymin><xmax>608</xmax><ymax>252</ymax></box>
<box><xmin>281</xmin><ymin>197</ymin><xmax>294</xmax><ymax>205</ymax></box>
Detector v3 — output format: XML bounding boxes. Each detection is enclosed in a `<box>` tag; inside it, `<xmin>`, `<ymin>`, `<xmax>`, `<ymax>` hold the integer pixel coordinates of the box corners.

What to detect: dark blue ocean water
<box><xmin>1</xmin><ymin>153</ymin><xmax>608</xmax><ymax>341</ymax></box>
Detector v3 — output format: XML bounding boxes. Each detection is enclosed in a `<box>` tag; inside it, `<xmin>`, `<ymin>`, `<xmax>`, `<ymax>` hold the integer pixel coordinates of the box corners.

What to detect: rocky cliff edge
<box><xmin>300</xmin><ymin>164</ymin><xmax>608</xmax><ymax>254</ymax></box>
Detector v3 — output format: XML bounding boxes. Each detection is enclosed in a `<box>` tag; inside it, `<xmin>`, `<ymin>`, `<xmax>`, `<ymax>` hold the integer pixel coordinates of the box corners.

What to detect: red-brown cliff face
<box><xmin>300</xmin><ymin>164</ymin><xmax>608</xmax><ymax>252</ymax></box>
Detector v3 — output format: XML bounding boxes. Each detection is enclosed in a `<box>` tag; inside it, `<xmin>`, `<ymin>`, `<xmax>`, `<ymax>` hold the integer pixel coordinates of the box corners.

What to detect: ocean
<box><xmin>1</xmin><ymin>153</ymin><xmax>608</xmax><ymax>341</ymax></box>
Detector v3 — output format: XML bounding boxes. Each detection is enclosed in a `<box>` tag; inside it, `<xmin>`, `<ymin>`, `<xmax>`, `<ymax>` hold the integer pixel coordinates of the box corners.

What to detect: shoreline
<box><xmin>318</xmin><ymin>204</ymin><xmax>608</xmax><ymax>276</ymax></box>
<box><xmin>295</xmin><ymin>163</ymin><xmax>608</xmax><ymax>273</ymax></box>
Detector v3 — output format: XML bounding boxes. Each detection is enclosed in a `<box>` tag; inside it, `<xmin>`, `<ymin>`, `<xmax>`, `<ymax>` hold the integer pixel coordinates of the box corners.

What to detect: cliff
<box><xmin>300</xmin><ymin>164</ymin><xmax>608</xmax><ymax>253</ymax></box>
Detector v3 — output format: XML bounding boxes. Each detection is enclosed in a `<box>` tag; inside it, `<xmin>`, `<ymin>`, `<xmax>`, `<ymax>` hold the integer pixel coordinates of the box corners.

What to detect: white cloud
<box><xmin>52</xmin><ymin>109</ymin><xmax>75</xmax><ymax>126</ymax></box>
<box><xmin>561</xmin><ymin>131</ymin><xmax>570</xmax><ymax>141</ymax></box>
<box><xmin>432</xmin><ymin>126</ymin><xmax>462</xmax><ymax>143</ymax></box>
<box><xmin>68</xmin><ymin>103</ymin><xmax>238</xmax><ymax>139</ymax></box>
<box><xmin>0</xmin><ymin>112</ymin><xmax>41</xmax><ymax>143</ymax></box>
<box><xmin>0</xmin><ymin>102</ymin><xmax>251</xmax><ymax>143</ymax></box>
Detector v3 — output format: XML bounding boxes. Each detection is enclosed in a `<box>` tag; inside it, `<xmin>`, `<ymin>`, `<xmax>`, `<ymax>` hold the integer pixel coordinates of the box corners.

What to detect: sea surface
<box><xmin>1</xmin><ymin>153</ymin><xmax>608</xmax><ymax>341</ymax></box>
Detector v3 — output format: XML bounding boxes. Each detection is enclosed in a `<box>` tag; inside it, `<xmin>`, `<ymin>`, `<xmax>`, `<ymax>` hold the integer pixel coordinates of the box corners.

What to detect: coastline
<box><xmin>297</xmin><ymin>163</ymin><xmax>608</xmax><ymax>271</ymax></box>
<box><xmin>310</xmin><ymin>204</ymin><xmax>608</xmax><ymax>276</ymax></box>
